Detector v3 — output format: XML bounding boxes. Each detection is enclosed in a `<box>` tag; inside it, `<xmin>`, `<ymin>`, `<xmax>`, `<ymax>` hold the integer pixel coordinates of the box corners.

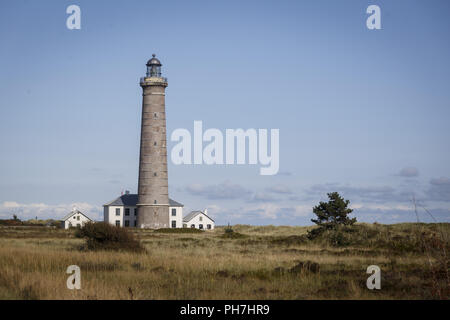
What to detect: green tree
<box><xmin>311</xmin><ymin>192</ymin><xmax>356</xmax><ymax>229</ymax></box>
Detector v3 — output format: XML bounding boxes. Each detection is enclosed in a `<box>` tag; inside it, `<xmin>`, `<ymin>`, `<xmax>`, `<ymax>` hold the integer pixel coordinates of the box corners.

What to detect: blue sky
<box><xmin>0</xmin><ymin>0</ymin><xmax>449</xmax><ymax>224</ymax></box>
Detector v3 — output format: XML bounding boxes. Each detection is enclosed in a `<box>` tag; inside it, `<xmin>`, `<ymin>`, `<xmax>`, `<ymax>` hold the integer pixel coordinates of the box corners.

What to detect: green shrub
<box><xmin>308</xmin><ymin>224</ymin><xmax>374</xmax><ymax>247</ymax></box>
<box><xmin>220</xmin><ymin>225</ymin><xmax>247</xmax><ymax>239</ymax></box>
<box><xmin>224</xmin><ymin>225</ymin><xmax>234</xmax><ymax>234</ymax></box>
<box><xmin>311</xmin><ymin>192</ymin><xmax>356</xmax><ymax>230</ymax></box>
<box><xmin>75</xmin><ymin>222</ymin><xmax>144</xmax><ymax>252</ymax></box>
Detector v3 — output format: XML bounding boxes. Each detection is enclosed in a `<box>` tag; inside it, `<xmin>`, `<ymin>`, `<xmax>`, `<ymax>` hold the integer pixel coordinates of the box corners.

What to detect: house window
<box><xmin>77</xmin><ymin>216</ymin><xmax>80</xmax><ymax>221</ymax></box>
<box><xmin>125</xmin><ymin>220</ymin><xmax>130</xmax><ymax>227</ymax></box>
<box><xmin>207</xmin><ymin>224</ymin><xmax>211</xmax><ymax>230</ymax></box>
<box><xmin>134</xmin><ymin>221</ymin><xmax>137</xmax><ymax>227</ymax></box>
<box><xmin>191</xmin><ymin>224</ymin><xmax>195</xmax><ymax>228</ymax></box>
<box><xmin>115</xmin><ymin>208</ymin><xmax>120</xmax><ymax>216</ymax></box>
<box><xmin>125</xmin><ymin>208</ymin><xmax>130</xmax><ymax>216</ymax></box>
<box><xmin>115</xmin><ymin>220</ymin><xmax>120</xmax><ymax>227</ymax></box>
<box><xmin>171</xmin><ymin>220</ymin><xmax>176</xmax><ymax>228</ymax></box>
<box><xmin>134</xmin><ymin>208</ymin><xmax>137</xmax><ymax>216</ymax></box>
<box><xmin>199</xmin><ymin>224</ymin><xmax>203</xmax><ymax>229</ymax></box>
<box><xmin>171</xmin><ymin>208</ymin><xmax>176</xmax><ymax>216</ymax></box>
<box><xmin>199</xmin><ymin>216</ymin><xmax>203</xmax><ymax>222</ymax></box>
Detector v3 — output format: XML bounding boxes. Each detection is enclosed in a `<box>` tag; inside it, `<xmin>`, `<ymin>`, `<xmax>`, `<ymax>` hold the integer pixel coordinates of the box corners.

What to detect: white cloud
<box><xmin>251</xmin><ymin>192</ymin><xmax>278</xmax><ymax>202</ymax></box>
<box><xmin>398</xmin><ymin>167</ymin><xmax>419</xmax><ymax>177</ymax></box>
<box><xmin>351</xmin><ymin>202</ymin><xmax>412</xmax><ymax>211</ymax></box>
<box><xmin>0</xmin><ymin>201</ymin><xmax>102</xmax><ymax>221</ymax></box>
<box><xmin>185</xmin><ymin>181</ymin><xmax>251</xmax><ymax>200</ymax></box>
<box><xmin>267</xmin><ymin>184</ymin><xmax>293</xmax><ymax>194</ymax></box>
<box><xmin>235</xmin><ymin>203</ymin><xmax>312</xmax><ymax>220</ymax></box>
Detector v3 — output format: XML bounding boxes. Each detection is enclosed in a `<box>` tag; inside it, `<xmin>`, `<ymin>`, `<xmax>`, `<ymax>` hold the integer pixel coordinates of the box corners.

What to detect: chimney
<box><xmin>204</xmin><ymin>208</ymin><xmax>208</xmax><ymax>215</ymax></box>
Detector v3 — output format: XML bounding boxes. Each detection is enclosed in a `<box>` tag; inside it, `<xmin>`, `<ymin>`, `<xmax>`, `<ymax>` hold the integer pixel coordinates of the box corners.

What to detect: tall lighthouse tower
<box><xmin>137</xmin><ymin>55</ymin><xmax>169</xmax><ymax>229</ymax></box>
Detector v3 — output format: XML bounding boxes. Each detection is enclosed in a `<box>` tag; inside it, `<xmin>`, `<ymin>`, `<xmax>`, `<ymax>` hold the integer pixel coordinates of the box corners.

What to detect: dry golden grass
<box><xmin>0</xmin><ymin>223</ymin><xmax>448</xmax><ymax>300</ymax></box>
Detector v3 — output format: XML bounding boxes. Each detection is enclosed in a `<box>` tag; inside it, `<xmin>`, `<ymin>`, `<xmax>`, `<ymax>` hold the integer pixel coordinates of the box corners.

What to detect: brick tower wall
<box><xmin>137</xmin><ymin>80</ymin><xmax>169</xmax><ymax>228</ymax></box>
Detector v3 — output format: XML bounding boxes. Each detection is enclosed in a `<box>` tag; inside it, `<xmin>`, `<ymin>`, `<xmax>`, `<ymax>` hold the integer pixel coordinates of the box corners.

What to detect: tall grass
<box><xmin>0</xmin><ymin>223</ymin><xmax>448</xmax><ymax>299</ymax></box>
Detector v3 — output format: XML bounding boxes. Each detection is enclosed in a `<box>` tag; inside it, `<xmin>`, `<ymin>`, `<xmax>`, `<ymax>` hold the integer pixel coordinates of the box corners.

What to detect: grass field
<box><xmin>0</xmin><ymin>223</ymin><xmax>448</xmax><ymax>300</ymax></box>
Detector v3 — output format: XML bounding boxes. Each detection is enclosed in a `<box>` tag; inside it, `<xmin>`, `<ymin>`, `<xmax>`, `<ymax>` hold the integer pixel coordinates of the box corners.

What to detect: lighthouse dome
<box><xmin>146</xmin><ymin>54</ymin><xmax>162</xmax><ymax>66</ymax></box>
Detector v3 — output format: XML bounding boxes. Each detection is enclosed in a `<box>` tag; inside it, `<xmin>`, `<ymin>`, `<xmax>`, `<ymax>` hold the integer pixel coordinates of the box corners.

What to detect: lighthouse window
<box><xmin>154</xmin><ymin>200</ymin><xmax>157</xmax><ymax>204</ymax></box>
<box><xmin>154</xmin><ymin>113</ymin><xmax>157</xmax><ymax>118</ymax></box>
<box><xmin>154</xmin><ymin>141</ymin><xmax>157</xmax><ymax>146</ymax></box>
<box><xmin>154</xmin><ymin>172</ymin><xmax>157</xmax><ymax>177</ymax></box>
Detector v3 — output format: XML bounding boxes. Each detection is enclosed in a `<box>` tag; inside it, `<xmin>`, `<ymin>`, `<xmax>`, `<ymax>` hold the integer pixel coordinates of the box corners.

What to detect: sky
<box><xmin>0</xmin><ymin>0</ymin><xmax>449</xmax><ymax>225</ymax></box>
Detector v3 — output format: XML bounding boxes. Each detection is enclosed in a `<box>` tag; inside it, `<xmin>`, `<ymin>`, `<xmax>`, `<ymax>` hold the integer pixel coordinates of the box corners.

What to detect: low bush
<box><xmin>307</xmin><ymin>224</ymin><xmax>385</xmax><ymax>247</ymax></box>
<box><xmin>75</xmin><ymin>222</ymin><xmax>144</xmax><ymax>252</ymax></box>
<box><xmin>0</xmin><ymin>219</ymin><xmax>23</xmax><ymax>226</ymax></box>
<box><xmin>224</xmin><ymin>225</ymin><xmax>234</xmax><ymax>234</ymax></box>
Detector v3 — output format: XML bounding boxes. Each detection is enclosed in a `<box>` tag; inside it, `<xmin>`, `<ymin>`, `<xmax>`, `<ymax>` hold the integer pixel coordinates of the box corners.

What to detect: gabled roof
<box><xmin>104</xmin><ymin>194</ymin><xmax>138</xmax><ymax>206</ymax></box>
<box><xmin>103</xmin><ymin>194</ymin><xmax>184</xmax><ymax>207</ymax></box>
<box><xmin>62</xmin><ymin>210</ymin><xmax>92</xmax><ymax>222</ymax></box>
<box><xmin>183</xmin><ymin>211</ymin><xmax>215</xmax><ymax>223</ymax></box>
<box><xmin>169</xmin><ymin>198</ymin><xmax>184</xmax><ymax>207</ymax></box>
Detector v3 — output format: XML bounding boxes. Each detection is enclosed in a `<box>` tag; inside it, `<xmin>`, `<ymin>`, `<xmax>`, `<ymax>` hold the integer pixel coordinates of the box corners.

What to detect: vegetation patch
<box><xmin>78</xmin><ymin>261</ymin><xmax>121</xmax><ymax>272</ymax></box>
<box><xmin>289</xmin><ymin>261</ymin><xmax>320</xmax><ymax>274</ymax></box>
<box><xmin>0</xmin><ymin>221</ymin><xmax>448</xmax><ymax>299</ymax></box>
<box><xmin>75</xmin><ymin>222</ymin><xmax>145</xmax><ymax>252</ymax></box>
<box><xmin>270</xmin><ymin>235</ymin><xmax>308</xmax><ymax>246</ymax></box>
<box><xmin>221</xmin><ymin>231</ymin><xmax>247</xmax><ymax>239</ymax></box>
<box><xmin>154</xmin><ymin>228</ymin><xmax>203</xmax><ymax>234</ymax></box>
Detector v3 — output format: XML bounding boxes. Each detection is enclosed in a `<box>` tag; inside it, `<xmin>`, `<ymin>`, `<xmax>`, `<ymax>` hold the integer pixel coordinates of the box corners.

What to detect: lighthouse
<box><xmin>136</xmin><ymin>55</ymin><xmax>169</xmax><ymax>228</ymax></box>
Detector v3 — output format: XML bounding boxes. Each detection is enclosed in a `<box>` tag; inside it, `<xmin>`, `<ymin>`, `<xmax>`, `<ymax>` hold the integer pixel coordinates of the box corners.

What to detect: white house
<box><xmin>183</xmin><ymin>210</ymin><xmax>215</xmax><ymax>230</ymax></box>
<box><xmin>61</xmin><ymin>209</ymin><xmax>92</xmax><ymax>229</ymax></box>
<box><xmin>103</xmin><ymin>192</ymin><xmax>184</xmax><ymax>228</ymax></box>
